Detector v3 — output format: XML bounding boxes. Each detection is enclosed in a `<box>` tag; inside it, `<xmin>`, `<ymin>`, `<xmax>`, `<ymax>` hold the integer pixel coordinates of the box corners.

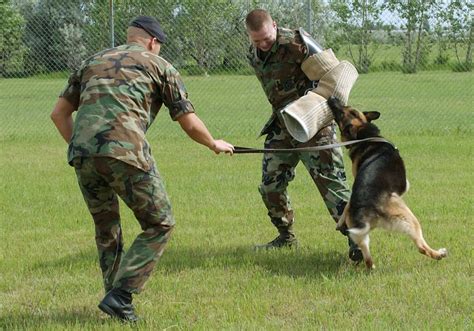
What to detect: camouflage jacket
<box><xmin>61</xmin><ymin>43</ymin><xmax>195</xmax><ymax>171</ymax></box>
<box><xmin>247</xmin><ymin>27</ymin><xmax>315</xmax><ymax>136</ymax></box>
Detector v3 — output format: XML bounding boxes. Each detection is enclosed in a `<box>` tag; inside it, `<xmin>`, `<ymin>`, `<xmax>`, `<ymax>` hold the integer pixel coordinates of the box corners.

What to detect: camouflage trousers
<box><xmin>259</xmin><ymin>121</ymin><xmax>350</xmax><ymax>232</ymax></box>
<box><xmin>73</xmin><ymin>157</ymin><xmax>175</xmax><ymax>294</ymax></box>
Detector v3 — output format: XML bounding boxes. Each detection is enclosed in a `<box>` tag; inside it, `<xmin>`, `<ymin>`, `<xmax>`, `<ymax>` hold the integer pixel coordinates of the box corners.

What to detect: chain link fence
<box><xmin>1</xmin><ymin>0</ymin><xmax>473</xmax><ymax>140</ymax></box>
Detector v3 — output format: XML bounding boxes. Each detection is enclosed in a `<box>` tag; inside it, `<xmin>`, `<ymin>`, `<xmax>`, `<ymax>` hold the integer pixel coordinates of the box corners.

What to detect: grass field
<box><xmin>0</xmin><ymin>71</ymin><xmax>473</xmax><ymax>330</ymax></box>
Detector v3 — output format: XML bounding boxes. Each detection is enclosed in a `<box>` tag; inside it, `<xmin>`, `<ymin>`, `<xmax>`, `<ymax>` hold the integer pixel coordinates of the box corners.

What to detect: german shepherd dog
<box><xmin>327</xmin><ymin>97</ymin><xmax>447</xmax><ymax>269</ymax></box>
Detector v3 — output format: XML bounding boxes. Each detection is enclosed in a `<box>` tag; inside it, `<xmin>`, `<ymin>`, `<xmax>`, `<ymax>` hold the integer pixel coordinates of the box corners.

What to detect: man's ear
<box><xmin>363</xmin><ymin>111</ymin><xmax>380</xmax><ymax>122</ymax></box>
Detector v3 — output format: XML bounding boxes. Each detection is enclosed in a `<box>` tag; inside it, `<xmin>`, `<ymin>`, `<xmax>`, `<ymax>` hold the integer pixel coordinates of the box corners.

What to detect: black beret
<box><xmin>129</xmin><ymin>16</ymin><xmax>167</xmax><ymax>44</ymax></box>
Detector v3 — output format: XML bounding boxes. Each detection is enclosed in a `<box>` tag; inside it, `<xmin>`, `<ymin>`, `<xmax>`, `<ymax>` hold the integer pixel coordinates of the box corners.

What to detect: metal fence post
<box><xmin>306</xmin><ymin>0</ymin><xmax>312</xmax><ymax>34</ymax></box>
<box><xmin>109</xmin><ymin>0</ymin><xmax>115</xmax><ymax>47</ymax></box>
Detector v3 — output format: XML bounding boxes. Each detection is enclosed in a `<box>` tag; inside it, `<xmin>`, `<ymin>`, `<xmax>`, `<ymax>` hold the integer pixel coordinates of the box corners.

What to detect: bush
<box><xmin>378</xmin><ymin>60</ymin><xmax>402</xmax><ymax>72</ymax></box>
<box><xmin>451</xmin><ymin>62</ymin><xmax>472</xmax><ymax>72</ymax></box>
<box><xmin>434</xmin><ymin>54</ymin><xmax>450</xmax><ymax>65</ymax></box>
<box><xmin>179</xmin><ymin>64</ymin><xmax>209</xmax><ymax>76</ymax></box>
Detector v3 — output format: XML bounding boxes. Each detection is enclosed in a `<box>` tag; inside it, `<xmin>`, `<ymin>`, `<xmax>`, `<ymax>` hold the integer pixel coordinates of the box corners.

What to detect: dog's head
<box><xmin>327</xmin><ymin>96</ymin><xmax>381</xmax><ymax>141</ymax></box>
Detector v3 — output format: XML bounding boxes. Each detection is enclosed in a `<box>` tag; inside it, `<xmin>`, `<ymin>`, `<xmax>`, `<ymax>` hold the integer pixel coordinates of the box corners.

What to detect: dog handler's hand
<box><xmin>177</xmin><ymin>113</ymin><xmax>234</xmax><ymax>155</ymax></box>
<box><xmin>211</xmin><ymin>139</ymin><xmax>234</xmax><ymax>155</ymax></box>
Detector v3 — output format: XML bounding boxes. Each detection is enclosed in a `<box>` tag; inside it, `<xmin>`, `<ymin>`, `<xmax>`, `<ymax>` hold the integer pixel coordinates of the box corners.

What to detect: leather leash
<box><xmin>234</xmin><ymin>137</ymin><xmax>393</xmax><ymax>154</ymax></box>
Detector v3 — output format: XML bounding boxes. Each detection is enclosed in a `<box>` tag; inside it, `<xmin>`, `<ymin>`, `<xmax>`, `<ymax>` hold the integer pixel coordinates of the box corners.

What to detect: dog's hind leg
<box><xmin>384</xmin><ymin>194</ymin><xmax>448</xmax><ymax>260</ymax></box>
<box><xmin>336</xmin><ymin>201</ymin><xmax>350</xmax><ymax>232</ymax></box>
<box><xmin>348</xmin><ymin>225</ymin><xmax>374</xmax><ymax>269</ymax></box>
<box><xmin>403</xmin><ymin>179</ymin><xmax>410</xmax><ymax>195</ymax></box>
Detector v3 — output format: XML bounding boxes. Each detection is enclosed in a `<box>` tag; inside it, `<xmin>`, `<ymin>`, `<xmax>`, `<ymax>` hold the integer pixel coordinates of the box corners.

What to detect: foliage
<box><xmin>171</xmin><ymin>0</ymin><xmax>247</xmax><ymax>75</ymax></box>
<box><xmin>81</xmin><ymin>0</ymin><xmax>114</xmax><ymax>53</ymax></box>
<box><xmin>254</xmin><ymin>0</ymin><xmax>321</xmax><ymax>31</ymax></box>
<box><xmin>0</xmin><ymin>1</ymin><xmax>28</xmax><ymax>77</ymax></box>
<box><xmin>444</xmin><ymin>0</ymin><xmax>473</xmax><ymax>72</ymax></box>
<box><xmin>3</xmin><ymin>0</ymin><xmax>474</xmax><ymax>76</ymax></box>
<box><xmin>385</xmin><ymin>0</ymin><xmax>437</xmax><ymax>73</ymax></box>
<box><xmin>58</xmin><ymin>24</ymin><xmax>88</xmax><ymax>71</ymax></box>
<box><xmin>329</xmin><ymin>0</ymin><xmax>383</xmax><ymax>73</ymax></box>
<box><xmin>15</xmin><ymin>0</ymin><xmax>86</xmax><ymax>74</ymax></box>
<box><xmin>432</xmin><ymin>3</ymin><xmax>450</xmax><ymax>66</ymax></box>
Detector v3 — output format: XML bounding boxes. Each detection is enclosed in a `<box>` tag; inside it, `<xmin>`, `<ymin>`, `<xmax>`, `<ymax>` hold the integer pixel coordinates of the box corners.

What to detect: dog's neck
<box><xmin>357</xmin><ymin>122</ymin><xmax>380</xmax><ymax>139</ymax></box>
<box><xmin>347</xmin><ymin>123</ymin><xmax>382</xmax><ymax>160</ymax></box>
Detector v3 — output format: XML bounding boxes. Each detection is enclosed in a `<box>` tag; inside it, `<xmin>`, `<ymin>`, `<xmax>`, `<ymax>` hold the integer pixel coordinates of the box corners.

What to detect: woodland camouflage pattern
<box><xmin>61</xmin><ymin>43</ymin><xmax>195</xmax><ymax>171</ymax></box>
<box><xmin>73</xmin><ymin>157</ymin><xmax>174</xmax><ymax>293</ymax></box>
<box><xmin>61</xmin><ymin>43</ymin><xmax>190</xmax><ymax>293</ymax></box>
<box><xmin>247</xmin><ymin>27</ymin><xmax>314</xmax><ymax>136</ymax></box>
<box><xmin>248</xmin><ymin>28</ymin><xmax>350</xmax><ymax>233</ymax></box>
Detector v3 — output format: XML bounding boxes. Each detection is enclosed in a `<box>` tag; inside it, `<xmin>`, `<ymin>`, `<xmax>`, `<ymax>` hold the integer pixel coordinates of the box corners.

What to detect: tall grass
<box><xmin>0</xmin><ymin>72</ymin><xmax>472</xmax><ymax>330</ymax></box>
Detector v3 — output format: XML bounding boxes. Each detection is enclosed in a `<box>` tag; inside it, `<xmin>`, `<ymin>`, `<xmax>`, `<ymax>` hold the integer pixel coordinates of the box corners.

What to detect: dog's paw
<box><xmin>364</xmin><ymin>263</ymin><xmax>375</xmax><ymax>271</ymax></box>
<box><xmin>364</xmin><ymin>259</ymin><xmax>375</xmax><ymax>270</ymax></box>
<box><xmin>438</xmin><ymin>248</ymin><xmax>448</xmax><ymax>259</ymax></box>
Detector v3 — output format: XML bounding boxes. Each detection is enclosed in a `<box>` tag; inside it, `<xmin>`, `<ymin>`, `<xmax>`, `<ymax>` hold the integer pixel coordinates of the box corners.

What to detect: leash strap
<box><xmin>234</xmin><ymin>137</ymin><xmax>392</xmax><ymax>154</ymax></box>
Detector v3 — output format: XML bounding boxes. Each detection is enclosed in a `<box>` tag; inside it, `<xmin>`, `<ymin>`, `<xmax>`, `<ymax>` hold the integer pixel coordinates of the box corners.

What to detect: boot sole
<box><xmin>98</xmin><ymin>302</ymin><xmax>138</xmax><ymax>322</ymax></box>
<box><xmin>98</xmin><ymin>301</ymin><xmax>119</xmax><ymax>318</ymax></box>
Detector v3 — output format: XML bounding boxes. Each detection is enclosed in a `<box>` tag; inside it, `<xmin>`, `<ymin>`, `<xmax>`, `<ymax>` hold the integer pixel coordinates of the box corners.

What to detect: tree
<box><xmin>16</xmin><ymin>0</ymin><xmax>86</xmax><ymax>74</ymax></box>
<box><xmin>171</xmin><ymin>0</ymin><xmax>245</xmax><ymax>75</ymax></box>
<box><xmin>0</xmin><ymin>1</ymin><xmax>28</xmax><ymax>77</ymax></box>
<box><xmin>81</xmin><ymin>0</ymin><xmax>114</xmax><ymax>55</ymax></box>
<box><xmin>445</xmin><ymin>0</ymin><xmax>472</xmax><ymax>72</ymax></box>
<box><xmin>385</xmin><ymin>0</ymin><xmax>436</xmax><ymax>73</ymax></box>
<box><xmin>329</xmin><ymin>0</ymin><xmax>383</xmax><ymax>73</ymax></box>
<box><xmin>432</xmin><ymin>3</ymin><xmax>450</xmax><ymax>67</ymax></box>
<box><xmin>59</xmin><ymin>23</ymin><xmax>87</xmax><ymax>71</ymax></box>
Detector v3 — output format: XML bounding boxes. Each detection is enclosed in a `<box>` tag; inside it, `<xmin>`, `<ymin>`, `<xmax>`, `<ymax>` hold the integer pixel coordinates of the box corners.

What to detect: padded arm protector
<box><xmin>281</xmin><ymin>49</ymin><xmax>359</xmax><ymax>142</ymax></box>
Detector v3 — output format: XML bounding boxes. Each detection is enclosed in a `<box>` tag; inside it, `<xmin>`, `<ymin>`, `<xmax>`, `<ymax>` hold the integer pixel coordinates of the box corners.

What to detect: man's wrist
<box><xmin>208</xmin><ymin>140</ymin><xmax>217</xmax><ymax>151</ymax></box>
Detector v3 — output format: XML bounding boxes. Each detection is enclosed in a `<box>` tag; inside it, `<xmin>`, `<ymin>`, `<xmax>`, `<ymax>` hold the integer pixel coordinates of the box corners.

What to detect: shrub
<box><xmin>451</xmin><ymin>62</ymin><xmax>472</xmax><ymax>72</ymax></box>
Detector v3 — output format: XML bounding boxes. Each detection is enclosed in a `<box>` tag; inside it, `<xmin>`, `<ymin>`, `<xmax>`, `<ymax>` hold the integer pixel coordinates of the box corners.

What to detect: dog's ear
<box><xmin>363</xmin><ymin>111</ymin><xmax>381</xmax><ymax>122</ymax></box>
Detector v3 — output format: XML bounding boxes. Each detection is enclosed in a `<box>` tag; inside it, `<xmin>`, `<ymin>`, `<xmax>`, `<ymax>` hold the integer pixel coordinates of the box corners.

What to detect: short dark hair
<box><xmin>245</xmin><ymin>9</ymin><xmax>272</xmax><ymax>31</ymax></box>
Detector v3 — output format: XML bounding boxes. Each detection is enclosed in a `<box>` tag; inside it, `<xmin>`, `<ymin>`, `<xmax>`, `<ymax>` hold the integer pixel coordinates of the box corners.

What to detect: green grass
<box><xmin>0</xmin><ymin>72</ymin><xmax>473</xmax><ymax>330</ymax></box>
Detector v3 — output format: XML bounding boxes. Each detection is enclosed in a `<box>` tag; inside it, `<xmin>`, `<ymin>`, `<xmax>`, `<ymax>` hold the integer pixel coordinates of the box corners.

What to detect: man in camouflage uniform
<box><xmin>51</xmin><ymin>16</ymin><xmax>234</xmax><ymax>322</ymax></box>
<box><xmin>245</xmin><ymin>9</ymin><xmax>362</xmax><ymax>261</ymax></box>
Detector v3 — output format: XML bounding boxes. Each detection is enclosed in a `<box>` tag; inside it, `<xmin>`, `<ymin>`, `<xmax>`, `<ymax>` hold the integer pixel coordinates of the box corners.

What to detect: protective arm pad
<box><xmin>313</xmin><ymin>60</ymin><xmax>358</xmax><ymax>105</ymax></box>
<box><xmin>280</xmin><ymin>58</ymin><xmax>358</xmax><ymax>142</ymax></box>
<box><xmin>301</xmin><ymin>48</ymin><xmax>339</xmax><ymax>81</ymax></box>
<box><xmin>280</xmin><ymin>92</ymin><xmax>332</xmax><ymax>143</ymax></box>
<box><xmin>301</xmin><ymin>47</ymin><xmax>358</xmax><ymax>104</ymax></box>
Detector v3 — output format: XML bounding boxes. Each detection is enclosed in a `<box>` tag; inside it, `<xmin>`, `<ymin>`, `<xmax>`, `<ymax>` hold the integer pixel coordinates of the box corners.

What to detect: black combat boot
<box><xmin>255</xmin><ymin>222</ymin><xmax>298</xmax><ymax>250</ymax></box>
<box><xmin>98</xmin><ymin>288</ymin><xmax>138</xmax><ymax>322</ymax></box>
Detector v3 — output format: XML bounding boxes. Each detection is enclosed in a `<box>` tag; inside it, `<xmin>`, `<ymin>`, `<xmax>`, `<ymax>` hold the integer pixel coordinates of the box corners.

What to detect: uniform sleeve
<box><xmin>162</xmin><ymin>65</ymin><xmax>195</xmax><ymax>121</ymax></box>
<box><xmin>59</xmin><ymin>69</ymin><xmax>81</xmax><ymax>109</ymax></box>
<box><xmin>283</xmin><ymin>30</ymin><xmax>307</xmax><ymax>63</ymax></box>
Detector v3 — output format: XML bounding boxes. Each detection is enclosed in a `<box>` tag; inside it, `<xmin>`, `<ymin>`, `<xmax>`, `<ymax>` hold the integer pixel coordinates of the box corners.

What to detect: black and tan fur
<box><xmin>327</xmin><ymin>97</ymin><xmax>447</xmax><ymax>269</ymax></box>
